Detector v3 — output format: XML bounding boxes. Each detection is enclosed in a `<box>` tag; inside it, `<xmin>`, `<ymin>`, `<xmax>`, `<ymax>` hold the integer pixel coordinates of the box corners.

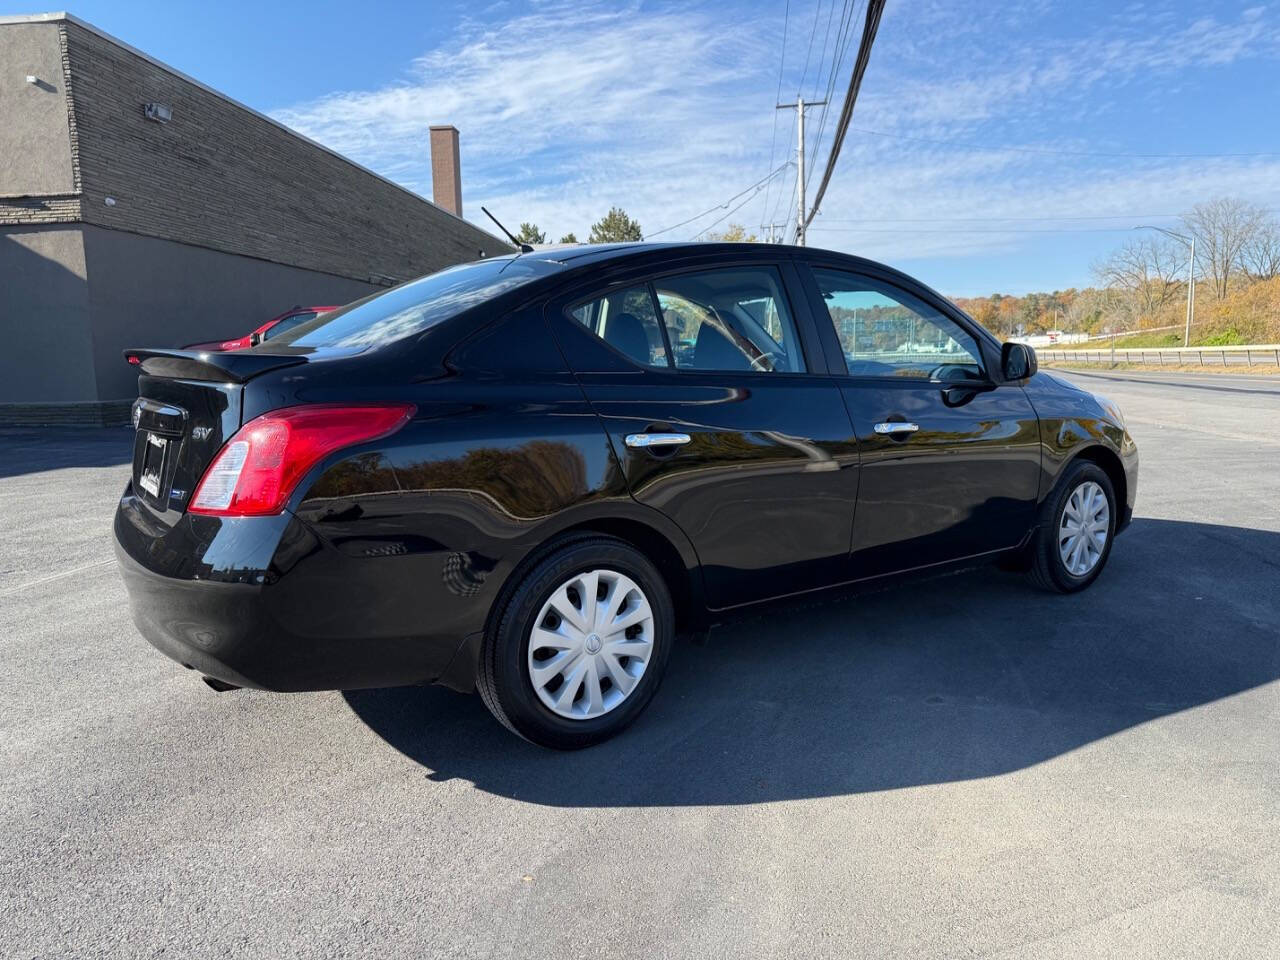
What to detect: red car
<box><xmin>185</xmin><ymin>306</ymin><xmax>338</xmax><ymax>352</ymax></box>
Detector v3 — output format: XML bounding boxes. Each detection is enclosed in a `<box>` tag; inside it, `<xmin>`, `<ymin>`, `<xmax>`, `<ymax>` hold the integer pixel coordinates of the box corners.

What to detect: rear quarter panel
<box><xmin>287</xmin><ymin>309</ymin><xmax>702</xmax><ymax>689</ymax></box>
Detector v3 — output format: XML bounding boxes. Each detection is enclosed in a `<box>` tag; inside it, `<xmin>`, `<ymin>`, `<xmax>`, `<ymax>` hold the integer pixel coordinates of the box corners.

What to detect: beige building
<box><xmin>1</xmin><ymin>12</ymin><xmax>511</xmax><ymax>424</ymax></box>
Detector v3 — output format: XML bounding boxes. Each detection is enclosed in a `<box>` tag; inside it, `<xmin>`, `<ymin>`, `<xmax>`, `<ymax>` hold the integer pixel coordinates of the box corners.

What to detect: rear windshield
<box><xmin>265</xmin><ymin>257</ymin><xmax>553</xmax><ymax>350</ymax></box>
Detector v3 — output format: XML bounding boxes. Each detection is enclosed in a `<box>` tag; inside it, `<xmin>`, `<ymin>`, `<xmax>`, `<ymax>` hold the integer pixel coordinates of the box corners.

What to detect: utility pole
<box><xmin>762</xmin><ymin>222</ymin><xmax>789</xmax><ymax>244</ymax></box>
<box><xmin>1135</xmin><ymin>225</ymin><xmax>1196</xmax><ymax>346</ymax></box>
<box><xmin>776</xmin><ymin>96</ymin><xmax>826</xmax><ymax>246</ymax></box>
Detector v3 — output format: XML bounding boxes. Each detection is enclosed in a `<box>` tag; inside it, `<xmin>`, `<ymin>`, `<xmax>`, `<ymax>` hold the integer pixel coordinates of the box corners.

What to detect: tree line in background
<box><xmin>512</xmin><ymin>209</ymin><xmax>757</xmax><ymax>247</ymax></box>
<box><xmin>514</xmin><ymin>206</ymin><xmax>643</xmax><ymax>246</ymax></box>
<box><xmin>957</xmin><ymin>197</ymin><xmax>1280</xmax><ymax>346</ymax></box>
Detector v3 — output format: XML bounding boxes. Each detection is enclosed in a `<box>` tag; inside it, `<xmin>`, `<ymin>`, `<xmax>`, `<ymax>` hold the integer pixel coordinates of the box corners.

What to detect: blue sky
<box><xmin>14</xmin><ymin>0</ymin><xmax>1280</xmax><ymax>295</ymax></box>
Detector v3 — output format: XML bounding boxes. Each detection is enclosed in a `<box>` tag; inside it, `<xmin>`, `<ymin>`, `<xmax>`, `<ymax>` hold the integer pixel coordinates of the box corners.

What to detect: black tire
<box><xmin>1026</xmin><ymin>460</ymin><xmax>1117</xmax><ymax>593</ymax></box>
<box><xmin>476</xmin><ymin>535</ymin><xmax>674</xmax><ymax>749</ymax></box>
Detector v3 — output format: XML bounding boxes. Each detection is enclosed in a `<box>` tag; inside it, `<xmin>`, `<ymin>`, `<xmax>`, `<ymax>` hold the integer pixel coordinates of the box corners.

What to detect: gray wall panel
<box><xmin>0</xmin><ymin>22</ymin><xmax>75</xmax><ymax>198</ymax></box>
<box><xmin>0</xmin><ymin>227</ymin><xmax>96</xmax><ymax>402</ymax></box>
<box><xmin>80</xmin><ymin>225</ymin><xmax>378</xmax><ymax>401</ymax></box>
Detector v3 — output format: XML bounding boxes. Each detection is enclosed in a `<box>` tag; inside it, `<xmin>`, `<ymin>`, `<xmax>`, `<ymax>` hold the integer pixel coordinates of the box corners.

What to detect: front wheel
<box><xmin>477</xmin><ymin>536</ymin><xmax>674</xmax><ymax>749</ymax></box>
<box><xmin>1026</xmin><ymin>461</ymin><xmax>1117</xmax><ymax>593</ymax></box>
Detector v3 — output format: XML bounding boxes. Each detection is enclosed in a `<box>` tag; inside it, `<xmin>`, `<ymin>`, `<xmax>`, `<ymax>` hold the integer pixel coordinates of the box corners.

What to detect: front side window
<box><xmin>654</xmin><ymin>267</ymin><xmax>803</xmax><ymax>373</ymax></box>
<box><xmin>812</xmin><ymin>268</ymin><xmax>984</xmax><ymax>381</ymax></box>
<box><xmin>569</xmin><ymin>285</ymin><xmax>669</xmax><ymax>367</ymax></box>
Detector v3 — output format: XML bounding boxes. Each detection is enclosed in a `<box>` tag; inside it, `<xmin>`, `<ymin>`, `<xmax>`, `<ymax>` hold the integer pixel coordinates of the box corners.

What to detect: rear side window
<box><xmin>569</xmin><ymin>285</ymin><xmax>670</xmax><ymax>367</ymax></box>
<box><xmin>655</xmin><ymin>267</ymin><xmax>803</xmax><ymax>373</ymax></box>
<box><xmin>566</xmin><ymin>266</ymin><xmax>804</xmax><ymax>373</ymax></box>
<box><xmin>266</xmin><ymin>258</ymin><xmax>552</xmax><ymax>351</ymax></box>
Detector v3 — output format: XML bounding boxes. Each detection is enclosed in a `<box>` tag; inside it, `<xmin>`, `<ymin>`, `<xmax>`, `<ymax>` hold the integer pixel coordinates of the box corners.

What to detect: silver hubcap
<box><xmin>527</xmin><ymin>569</ymin><xmax>655</xmax><ymax>721</ymax></box>
<box><xmin>1059</xmin><ymin>480</ymin><xmax>1109</xmax><ymax>576</ymax></box>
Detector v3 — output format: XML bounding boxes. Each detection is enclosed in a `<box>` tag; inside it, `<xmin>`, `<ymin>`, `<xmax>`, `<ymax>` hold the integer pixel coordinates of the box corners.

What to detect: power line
<box><xmin>759</xmin><ymin>0</ymin><xmax>792</xmax><ymax>230</ymax></box>
<box><xmin>693</xmin><ymin>183</ymin><xmax>779</xmax><ymax>240</ymax></box>
<box><xmin>764</xmin><ymin>165</ymin><xmax>798</xmax><ymax>237</ymax></box>
<box><xmin>806</xmin><ymin>0</ymin><xmax>862</xmax><ymax>186</ymax></box>
<box><xmin>764</xmin><ymin>135</ymin><xmax>800</xmax><ymax>233</ymax></box>
<box><xmin>806</xmin><ymin>225</ymin><xmax>1177</xmax><ymax>234</ymax></box>
<box><xmin>844</xmin><ymin>126</ymin><xmax>1280</xmax><ymax>160</ymax></box>
<box><xmin>763</xmin><ymin>0</ymin><xmax>834</xmax><ymax>235</ymax></box>
<box><xmin>646</xmin><ymin>163</ymin><xmax>793</xmax><ymax>240</ymax></box>
<box><xmin>804</xmin><ymin>0</ymin><xmax>887</xmax><ymax>230</ymax></box>
<box><xmin>816</xmin><ymin>213</ymin><xmax>1192</xmax><ymax>223</ymax></box>
<box><xmin>796</xmin><ymin>0</ymin><xmax>825</xmax><ymax>97</ymax></box>
<box><xmin>809</xmin><ymin>0</ymin><xmax>841</xmax><ymax>103</ymax></box>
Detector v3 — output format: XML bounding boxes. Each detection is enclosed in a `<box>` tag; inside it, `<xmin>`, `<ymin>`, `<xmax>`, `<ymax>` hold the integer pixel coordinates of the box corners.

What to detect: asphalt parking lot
<box><xmin>3</xmin><ymin>369</ymin><xmax>1278</xmax><ymax>959</ymax></box>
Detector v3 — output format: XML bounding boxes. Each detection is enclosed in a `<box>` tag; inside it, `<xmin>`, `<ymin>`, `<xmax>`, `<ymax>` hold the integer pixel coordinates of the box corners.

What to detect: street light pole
<box><xmin>1185</xmin><ymin>235</ymin><xmax>1195</xmax><ymax>347</ymax></box>
<box><xmin>1135</xmin><ymin>225</ymin><xmax>1196</xmax><ymax>346</ymax></box>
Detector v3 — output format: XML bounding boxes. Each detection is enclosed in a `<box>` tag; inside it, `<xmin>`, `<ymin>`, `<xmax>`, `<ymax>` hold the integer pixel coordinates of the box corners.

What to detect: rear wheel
<box><xmin>1026</xmin><ymin>460</ymin><xmax>1116</xmax><ymax>593</ymax></box>
<box><xmin>477</xmin><ymin>536</ymin><xmax>674</xmax><ymax>749</ymax></box>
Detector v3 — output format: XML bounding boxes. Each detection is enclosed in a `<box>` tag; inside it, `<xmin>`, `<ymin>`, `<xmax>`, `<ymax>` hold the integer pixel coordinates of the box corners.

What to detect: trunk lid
<box><xmin>125</xmin><ymin>348</ymin><xmax>306</xmax><ymax>524</ymax></box>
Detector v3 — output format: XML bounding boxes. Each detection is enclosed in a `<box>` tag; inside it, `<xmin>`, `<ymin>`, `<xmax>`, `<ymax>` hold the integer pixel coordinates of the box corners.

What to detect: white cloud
<box><xmin>273</xmin><ymin>2</ymin><xmax>776</xmax><ymax>239</ymax></box>
<box><xmin>272</xmin><ymin>0</ymin><xmax>1280</xmax><ymax>275</ymax></box>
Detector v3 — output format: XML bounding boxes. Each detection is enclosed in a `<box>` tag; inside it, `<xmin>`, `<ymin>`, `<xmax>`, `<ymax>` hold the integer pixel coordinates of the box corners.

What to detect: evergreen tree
<box><xmin>515</xmin><ymin>222</ymin><xmax>546</xmax><ymax>245</ymax></box>
<box><xmin>589</xmin><ymin>207</ymin><xmax>643</xmax><ymax>243</ymax></box>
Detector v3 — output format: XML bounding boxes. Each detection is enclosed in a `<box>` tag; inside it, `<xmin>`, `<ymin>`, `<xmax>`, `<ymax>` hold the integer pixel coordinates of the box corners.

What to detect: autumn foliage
<box><xmin>955</xmin><ymin>198</ymin><xmax>1280</xmax><ymax>345</ymax></box>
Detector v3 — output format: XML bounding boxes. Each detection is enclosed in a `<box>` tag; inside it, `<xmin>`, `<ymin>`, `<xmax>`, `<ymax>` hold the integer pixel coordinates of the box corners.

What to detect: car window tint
<box><xmin>654</xmin><ymin>267</ymin><xmax>802</xmax><ymax>373</ymax></box>
<box><xmin>812</xmin><ymin>268</ymin><xmax>984</xmax><ymax>381</ymax></box>
<box><xmin>262</xmin><ymin>312</ymin><xmax>316</xmax><ymax>341</ymax></box>
<box><xmin>569</xmin><ymin>285</ymin><xmax>670</xmax><ymax>367</ymax></box>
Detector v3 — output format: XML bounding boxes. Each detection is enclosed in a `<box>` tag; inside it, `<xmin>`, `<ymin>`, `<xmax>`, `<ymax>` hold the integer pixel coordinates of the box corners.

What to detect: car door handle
<box><xmin>625</xmin><ymin>432</ymin><xmax>692</xmax><ymax>449</ymax></box>
<box><xmin>873</xmin><ymin>422</ymin><xmax>919</xmax><ymax>435</ymax></box>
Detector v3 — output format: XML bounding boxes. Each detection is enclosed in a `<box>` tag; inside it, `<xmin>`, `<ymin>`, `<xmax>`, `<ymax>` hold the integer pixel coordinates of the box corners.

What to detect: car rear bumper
<box><xmin>113</xmin><ymin>486</ymin><xmax>474</xmax><ymax>692</ymax></box>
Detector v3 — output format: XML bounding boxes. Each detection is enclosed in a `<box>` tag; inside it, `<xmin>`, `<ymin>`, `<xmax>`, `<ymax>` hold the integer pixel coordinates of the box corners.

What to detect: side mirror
<box><xmin>1001</xmin><ymin>341</ymin><xmax>1037</xmax><ymax>381</ymax></box>
<box><xmin>249</xmin><ymin>332</ymin><xmax>263</xmax><ymax>347</ymax></box>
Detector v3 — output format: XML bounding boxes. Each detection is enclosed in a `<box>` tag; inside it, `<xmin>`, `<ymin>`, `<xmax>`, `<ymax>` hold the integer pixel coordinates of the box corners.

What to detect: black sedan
<box><xmin>115</xmin><ymin>243</ymin><xmax>1138</xmax><ymax>748</ymax></box>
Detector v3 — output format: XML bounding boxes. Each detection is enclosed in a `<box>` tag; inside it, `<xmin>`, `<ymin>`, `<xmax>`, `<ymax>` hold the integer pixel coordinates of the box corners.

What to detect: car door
<box><xmin>548</xmin><ymin>258</ymin><xmax>859</xmax><ymax>610</ymax></box>
<box><xmin>799</xmin><ymin>263</ymin><xmax>1041</xmax><ymax>577</ymax></box>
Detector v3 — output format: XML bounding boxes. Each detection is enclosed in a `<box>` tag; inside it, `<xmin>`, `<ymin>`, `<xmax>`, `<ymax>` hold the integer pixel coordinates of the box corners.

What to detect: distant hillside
<box><xmin>948</xmin><ymin>196</ymin><xmax>1280</xmax><ymax>346</ymax></box>
<box><xmin>952</xmin><ymin>277</ymin><xmax>1280</xmax><ymax>346</ymax></box>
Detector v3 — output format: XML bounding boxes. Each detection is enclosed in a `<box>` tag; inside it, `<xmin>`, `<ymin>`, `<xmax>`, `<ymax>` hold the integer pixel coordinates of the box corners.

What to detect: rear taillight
<box><xmin>189</xmin><ymin>404</ymin><xmax>414</xmax><ymax>516</ymax></box>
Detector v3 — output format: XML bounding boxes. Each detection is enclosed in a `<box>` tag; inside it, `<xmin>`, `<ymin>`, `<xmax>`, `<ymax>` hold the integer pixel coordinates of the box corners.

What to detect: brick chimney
<box><xmin>429</xmin><ymin>125</ymin><xmax>462</xmax><ymax>217</ymax></box>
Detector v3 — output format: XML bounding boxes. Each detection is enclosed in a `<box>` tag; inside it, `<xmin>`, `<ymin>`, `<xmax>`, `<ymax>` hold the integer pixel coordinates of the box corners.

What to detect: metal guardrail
<box><xmin>1037</xmin><ymin>344</ymin><xmax>1280</xmax><ymax>367</ymax></box>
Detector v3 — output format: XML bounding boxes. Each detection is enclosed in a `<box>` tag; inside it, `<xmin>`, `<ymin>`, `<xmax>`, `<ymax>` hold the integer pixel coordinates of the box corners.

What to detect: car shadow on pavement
<box><xmin>0</xmin><ymin>427</ymin><xmax>133</xmax><ymax>478</ymax></box>
<box><xmin>344</xmin><ymin>517</ymin><xmax>1279</xmax><ymax>807</ymax></box>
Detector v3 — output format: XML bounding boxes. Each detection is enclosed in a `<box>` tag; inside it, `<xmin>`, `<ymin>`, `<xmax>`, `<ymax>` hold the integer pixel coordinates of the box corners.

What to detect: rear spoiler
<box><xmin>123</xmin><ymin>348</ymin><xmax>307</xmax><ymax>383</ymax></box>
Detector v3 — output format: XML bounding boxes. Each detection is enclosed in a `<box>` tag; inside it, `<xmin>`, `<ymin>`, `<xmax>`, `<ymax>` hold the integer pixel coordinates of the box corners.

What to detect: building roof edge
<box><xmin>0</xmin><ymin>11</ymin><xmax>512</xmax><ymax>251</ymax></box>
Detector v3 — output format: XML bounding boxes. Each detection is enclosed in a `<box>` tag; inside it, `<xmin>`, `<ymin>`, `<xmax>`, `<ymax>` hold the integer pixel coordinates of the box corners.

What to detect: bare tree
<box><xmin>1182</xmin><ymin>197</ymin><xmax>1267</xmax><ymax>298</ymax></box>
<box><xmin>1064</xmin><ymin>287</ymin><xmax>1109</xmax><ymax>335</ymax></box>
<box><xmin>1241</xmin><ymin>216</ymin><xmax>1280</xmax><ymax>281</ymax></box>
<box><xmin>702</xmin><ymin>223</ymin><xmax>760</xmax><ymax>242</ymax></box>
<box><xmin>1092</xmin><ymin>237</ymin><xmax>1186</xmax><ymax>324</ymax></box>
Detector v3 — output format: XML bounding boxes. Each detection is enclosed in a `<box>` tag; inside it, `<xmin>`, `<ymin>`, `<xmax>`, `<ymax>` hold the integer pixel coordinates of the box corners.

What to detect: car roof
<box><xmin>494</xmin><ymin>243</ymin><xmax>940</xmax><ymax>303</ymax></box>
<box><xmin>495</xmin><ymin>241</ymin><xmax>790</xmax><ymax>268</ymax></box>
<box><xmin>494</xmin><ymin>241</ymin><xmax>914</xmax><ymax>275</ymax></box>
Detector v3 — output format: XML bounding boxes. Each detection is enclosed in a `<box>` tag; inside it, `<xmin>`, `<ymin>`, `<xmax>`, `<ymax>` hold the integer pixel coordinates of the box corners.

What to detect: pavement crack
<box><xmin>0</xmin><ymin>558</ymin><xmax>117</xmax><ymax>596</ymax></box>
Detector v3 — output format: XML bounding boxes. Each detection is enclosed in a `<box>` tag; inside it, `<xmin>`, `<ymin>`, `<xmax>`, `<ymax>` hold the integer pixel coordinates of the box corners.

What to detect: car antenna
<box><xmin>482</xmin><ymin>206</ymin><xmax>534</xmax><ymax>254</ymax></box>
